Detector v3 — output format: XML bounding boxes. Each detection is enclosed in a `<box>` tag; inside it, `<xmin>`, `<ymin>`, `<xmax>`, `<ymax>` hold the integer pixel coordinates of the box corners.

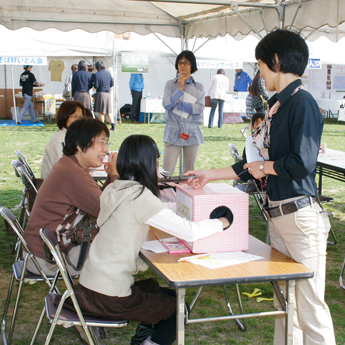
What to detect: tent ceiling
<box><xmin>1</xmin><ymin>0</ymin><xmax>345</xmax><ymax>42</ymax></box>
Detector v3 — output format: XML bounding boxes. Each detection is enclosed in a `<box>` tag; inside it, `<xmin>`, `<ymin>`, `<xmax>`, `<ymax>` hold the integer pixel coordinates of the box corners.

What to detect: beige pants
<box><xmin>268</xmin><ymin>196</ymin><xmax>335</xmax><ymax>345</ymax></box>
<box><xmin>162</xmin><ymin>143</ymin><xmax>199</xmax><ymax>177</ymax></box>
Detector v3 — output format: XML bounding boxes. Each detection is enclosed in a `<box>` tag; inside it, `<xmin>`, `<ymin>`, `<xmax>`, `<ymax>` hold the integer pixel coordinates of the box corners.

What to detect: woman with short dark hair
<box><xmin>162</xmin><ymin>50</ymin><xmax>205</xmax><ymax>176</ymax></box>
<box><xmin>25</xmin><ymin>118</ymin><xmax>118</xmax><ymax>276</ymax></box>
<box><xmin>41</xmin><ymin>100</ymin><xmax>86</xmax><ymax>179</ymax></box>
<box><xmin>72</xmin><ymin>60</ymin><xmax>93</xmax><ymax>110</ymax></box>
<box><xmin>93</xmin><ymin>60</ymin><xmax>116</xmax><ymax>131</ymax></box>
<box><xmin>186</xmin><ymin>29</ymin><xmax>335</xmax><ymax>344</ymax></box>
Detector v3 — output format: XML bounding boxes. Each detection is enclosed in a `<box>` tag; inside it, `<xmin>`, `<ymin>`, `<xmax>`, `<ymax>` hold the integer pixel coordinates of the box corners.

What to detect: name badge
<box><xmin>180</xmin><ymin>133</ymin><xmax>190</xmax><ymax>140</ymax></box>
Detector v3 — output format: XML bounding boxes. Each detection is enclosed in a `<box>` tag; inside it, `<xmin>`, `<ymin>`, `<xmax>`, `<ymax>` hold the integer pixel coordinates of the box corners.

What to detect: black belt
<box><xmin>264</xmin><ymin>196</ymin><xmax>317</xmax><ymax>219</ymax></box>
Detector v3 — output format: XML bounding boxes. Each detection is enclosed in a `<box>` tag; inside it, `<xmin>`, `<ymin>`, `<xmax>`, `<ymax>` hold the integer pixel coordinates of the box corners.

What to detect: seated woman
<box><xmin>68</xmin><ymin>134</ymin><xmax>231</xmax><ymax>345</ymax></box>
<box><xmin>24</xmin><ymin>118</ymin><xmax>118</xmax><ymax>276</ymax></box>
<box><xmin>41</xmin><ymin>100</ymin><xmax>85</xmax><ymax>179</ymax></box>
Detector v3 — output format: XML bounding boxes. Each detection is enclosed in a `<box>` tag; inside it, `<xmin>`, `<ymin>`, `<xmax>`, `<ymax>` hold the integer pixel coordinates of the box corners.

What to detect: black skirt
<box><xmin>60</xmin><ymin>278</ymin><xmax>176</xmax><ymax>325</ymax></box>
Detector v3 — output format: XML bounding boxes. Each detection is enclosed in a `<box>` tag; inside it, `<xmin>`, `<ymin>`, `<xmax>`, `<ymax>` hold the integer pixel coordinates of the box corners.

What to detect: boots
<box><xmin>131</xmin><ymin>322</ymin><xmax>154</xmax><ymax>345</ymax></box>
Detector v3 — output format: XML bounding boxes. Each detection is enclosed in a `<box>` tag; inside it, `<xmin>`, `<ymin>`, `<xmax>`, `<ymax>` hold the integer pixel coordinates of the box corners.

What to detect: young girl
<box><xmin>70</xmin><ymin>134</ymin><xmax>231</xmax><ymax>345</ymax></box>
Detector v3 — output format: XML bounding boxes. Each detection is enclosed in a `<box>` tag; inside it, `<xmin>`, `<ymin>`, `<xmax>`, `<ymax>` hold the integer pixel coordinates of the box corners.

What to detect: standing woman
<box><xmin>72</xmin><ymin>60</ymin><xmax>93</xmax><ymax>111</ymax></box>
<box><xmin>208</xmin><ymin>69</ymin><xmax>229</xmax><ymax>128</ymax></box>
<box><xmin>186</xmin><ymin>30</ymin><xmax>335</xmax><ymax>344</ymax></box>
<box><xmin>93</xmin><ymin>61</ymin><xmax>116</xmax><ymax>131</ymax></box>
<box><xmin>41</xmin><ymin>100</ymin><xmax>85</xmax><ymax>178</ymax></box>
<box><xmin>245</xmin><ymin>70</ymin><xmax>268</xmax><ymax>118</ymax></box>
<box><xmin>162</xmin><ymin>50</ymin><xmax>205</xmax><ymax>176</ymax></box>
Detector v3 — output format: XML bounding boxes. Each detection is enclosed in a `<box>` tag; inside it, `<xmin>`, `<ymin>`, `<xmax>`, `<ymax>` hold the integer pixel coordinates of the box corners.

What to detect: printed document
<box><xmin>173</xmin><ymin>92</ymin><xmax>197</xmax><ymax>119</ymax></box>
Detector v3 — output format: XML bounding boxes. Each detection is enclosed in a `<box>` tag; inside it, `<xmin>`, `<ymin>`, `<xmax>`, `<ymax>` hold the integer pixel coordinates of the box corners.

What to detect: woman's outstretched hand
<box><xmin>184</xmin><ymin>170</ymin><xmax>210</xmax><ymax>189</ymax></box>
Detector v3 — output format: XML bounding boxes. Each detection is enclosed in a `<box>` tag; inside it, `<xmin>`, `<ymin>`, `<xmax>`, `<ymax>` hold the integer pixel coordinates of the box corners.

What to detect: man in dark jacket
<box><xmin>17</xmin><ymin>65</ymin><xmax>44</xmax><ymax>125</ymax></box>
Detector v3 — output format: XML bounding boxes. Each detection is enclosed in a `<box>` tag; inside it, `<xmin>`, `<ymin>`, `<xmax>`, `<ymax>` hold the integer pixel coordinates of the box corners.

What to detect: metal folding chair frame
<box><xmin>11</xmin><ymin>160</ymin><xmax>38</xmax><ymax>229</ymax></box>
<box><xmin>228</xmin><ymin>143</ymin><xmax>269</xmax><ymax>242</ymax></box>
<box><xmin>14</xmin><ymin>150</ymin><xmax>36</xmax><ymax>180</ymax></box>
<box><xmin>35</xmin><ymin>228</ymin><xmax>128</xmax><ymax>345</ymax></box>
<box><xmin>0</xmin><ymin>208</ymin><xmax>57</xmax><ymax>345</ymax></box>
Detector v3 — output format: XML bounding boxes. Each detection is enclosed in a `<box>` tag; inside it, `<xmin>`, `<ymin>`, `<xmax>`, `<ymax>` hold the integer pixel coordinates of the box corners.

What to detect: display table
<box><xmin>315</xmin><ymin>99</ymin><xmax>343</xmax><ymax>118</ymax></box>
<box><xmin>317</xmin><ymin>148</ymin><xmax>345</xmax><ymax>194</ymax></box>
<box><xmin>15</xmin><ymin>95</ymin><xmax>64</xmax><ymax>122</ymax></box>
<box><xmin>140</xmin><ymin>228</ymin><xmax>313</xmax><ymax>345</ymax></box>
<box><xmin>140</xmin><ymin>98</ymin><xmax>165</xmax><ymax>124</ymax></box>
<box><xmin>203</xmin><ymin>94</ymin><xmax>246</xmax><ymax>126</ymax></box>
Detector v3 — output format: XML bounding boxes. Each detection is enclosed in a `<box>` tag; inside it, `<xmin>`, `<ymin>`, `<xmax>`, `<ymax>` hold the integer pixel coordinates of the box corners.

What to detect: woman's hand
<box><xmin>219</xmin><ymin>217</ymin><xmax>230</xmax><ymax>230</ymax></box>
<box><xmin>243</xmin><ymin>161</ymin><xmax>263</xmax><ymax>179</ymax></box>
<box><xmin>184</xmin><ymin>170</ymin><xmax>210</xmax><ymax>189</ymax></box>
<box><xmin>243</xmin><ymin>160</ymin><xmax>276</xmax><ymax>179</ymax></box>
<box><xmin>105</xmin><ymin>151</ymin><xmax>118</xmax><ymax>176</ymax></box>
<box><xmin>178</xmin><ymin>75</ymin><xmax>188</xmax><ymax>91</ymax></box>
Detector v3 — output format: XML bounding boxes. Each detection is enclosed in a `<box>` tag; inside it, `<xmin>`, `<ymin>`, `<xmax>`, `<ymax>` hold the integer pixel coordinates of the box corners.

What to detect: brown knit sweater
<box><xmin>24</xmin><ymin>154</ymin><xmax>118</xmax><ymax>258</ymax></box>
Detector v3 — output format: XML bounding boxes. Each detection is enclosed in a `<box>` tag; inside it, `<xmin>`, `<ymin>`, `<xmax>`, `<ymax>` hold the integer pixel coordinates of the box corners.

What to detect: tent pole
<box><xmin>230</xmin><ymin>4</ymin><xmax>263</xmax><ymax>39</ymax></box>
<box><xmin>276</xmin><ymin>1</ymin><xmax>285</xmax><ymax>30</ymax></box>
<box><xmin>11</xmin><ymin>66</ymin><xmax>18</xmax><ymax>124</ymax></box>
<box><xmin>4</xmin><ymin>65</ymin><xmax>9</xmax><ymax>118</ymax></box>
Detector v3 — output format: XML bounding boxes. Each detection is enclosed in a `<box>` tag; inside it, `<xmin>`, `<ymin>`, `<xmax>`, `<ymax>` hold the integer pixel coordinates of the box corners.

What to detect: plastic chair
<box><xmin>34</xmin><ymin>228</ymin><xmax>128</xmax><ymax>345</ymax></box>
<box><xmin>0</xmin><ymin>208</ymin><xmax>58</xmax><ymax>345</ymax></box>
<box><xmin>14</xmin><ymin>150</ymin><xmax>36</xmax><ymax>180</ymax></box>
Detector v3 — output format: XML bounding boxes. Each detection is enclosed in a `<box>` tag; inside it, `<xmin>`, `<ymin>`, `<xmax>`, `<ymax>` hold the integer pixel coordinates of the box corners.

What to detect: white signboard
<box><xmin>0</xmin><ymin>57</ymin><xmax>47</xmax><ymax>65</ymax></box>
<box><xmin>121</xmin><ymin>52</ymin><xmax>148</xmax><ymax>73</ymax></box>
<box><xmin>197</xmin><ymin>60</ymin><xmax>243</xmax><ymax>69</ymax></box>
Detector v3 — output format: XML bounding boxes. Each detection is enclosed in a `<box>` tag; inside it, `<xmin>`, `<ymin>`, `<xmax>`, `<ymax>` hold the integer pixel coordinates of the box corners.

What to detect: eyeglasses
<box><xmin>177</xmin><ymin>61</ymin><xmax>191</xmax><ymax>66</ymax></box>
<box><xmin>69</xmin><ymin>114</ymin><xmax>83</xmax><ymax>119</ymax></box>
<box><xmin>94</xmin><ymin>139</ymin><xmax>110</xmax><ymax>148</ymax></box>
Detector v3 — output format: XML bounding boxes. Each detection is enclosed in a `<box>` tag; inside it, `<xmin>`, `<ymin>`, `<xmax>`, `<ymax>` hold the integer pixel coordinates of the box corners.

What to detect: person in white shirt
<box><xmin>208</xmin><ymin>69</ymin><xmax>229</xmax><ymax>128</ymax></box>
<box><xmin>63</xmin><ymin>64</ymin><xmax>78</xmax><ymax>100</ymax></box>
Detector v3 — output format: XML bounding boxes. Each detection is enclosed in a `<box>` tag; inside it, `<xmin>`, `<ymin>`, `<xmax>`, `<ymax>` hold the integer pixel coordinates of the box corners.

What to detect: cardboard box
<box><xmin>176</xmin><ymin>183</ymin><xmax>249</xmax><ymax>253</ymax></box>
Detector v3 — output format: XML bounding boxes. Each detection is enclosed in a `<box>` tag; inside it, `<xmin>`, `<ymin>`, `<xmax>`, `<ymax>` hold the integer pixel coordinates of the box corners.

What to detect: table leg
<box><xmin>176</xmin><ymin>288</ymin><xmax>185</xmax><ymax>345</ymax></box>
<box><xmin>285</xmin><ymin>280</ymin><xmax>295</xmax><ymax>345</ymax></box>
<box><xmin>318</xmin><ymin>167</ymin><xmax>323</xmax><ymax>195</ymax></box>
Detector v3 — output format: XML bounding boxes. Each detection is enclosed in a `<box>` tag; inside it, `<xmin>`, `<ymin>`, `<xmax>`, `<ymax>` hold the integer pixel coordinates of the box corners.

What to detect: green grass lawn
<box><xmin>0</xmin><ymin>118</ymin><xmax>345</xmax><ymax>344</ymax></box>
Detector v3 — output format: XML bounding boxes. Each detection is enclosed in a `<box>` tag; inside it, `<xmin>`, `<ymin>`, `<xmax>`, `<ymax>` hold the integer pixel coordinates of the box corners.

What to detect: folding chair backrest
<box><xmin>15</xmin><ymin>150</ymin><xmax>36</xmax><ymax>179</ymax></box>
<box><xmin>0</xmin><ymin>207</ymin><xmax>26</xmax><ymax>253</ymax></box>
<box><xmin>228</xmin><ymin>143</ymin><xmax>242</xmax><ymax>163</ymax></box>
<box><xmin>40</xmin><ymin>228</ymin><xmax>74</xmax><ymax>286</ymax></box>
<box><xmin>11</xmin><ymin>160</ymin><xmax>41</xmax><ymax>212</ymax></box>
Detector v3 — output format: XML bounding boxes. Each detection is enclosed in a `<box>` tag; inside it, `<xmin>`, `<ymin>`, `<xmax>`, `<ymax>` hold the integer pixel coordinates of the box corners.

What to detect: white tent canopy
<box><xmin>1</xmin><ymin>0</ymin><xmax>345</xmax><ymax>42</ymax></box>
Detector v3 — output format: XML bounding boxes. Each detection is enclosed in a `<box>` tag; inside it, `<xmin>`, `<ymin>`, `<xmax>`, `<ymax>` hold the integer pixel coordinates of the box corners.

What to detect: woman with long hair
<box><xmin>68</xmin><ymin>134</ymin><xmax>231</xmax><ymax>345</ymax></box>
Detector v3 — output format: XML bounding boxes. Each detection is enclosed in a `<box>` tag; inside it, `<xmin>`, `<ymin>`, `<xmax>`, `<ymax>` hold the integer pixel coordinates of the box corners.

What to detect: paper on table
<box><xmin>245</xmin><ymin>136</ymin><xmax>264</xmax><ymax>163</ymax></box>
<box><xmin>141</xmin><ymin>237</ymin><xmax>179</xmax><ymax>253</ymax></box>
<box><xmin>179</xmin><ymin>251</ymin><xmax>263</xmax><ymax>269</ymax></box>
<box><xmin>173</xmin><ymin>92</ymin><xmax>197</xmax><ymax>119</ymax></box>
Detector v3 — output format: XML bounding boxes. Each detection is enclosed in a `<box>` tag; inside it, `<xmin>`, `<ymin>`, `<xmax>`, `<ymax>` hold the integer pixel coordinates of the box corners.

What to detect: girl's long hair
<box><xmin>248</xmin><ymin>70</ymin><xmax>261</xmax><ymax>97</ymax></box>
<box><xmin>116</xmin><ymin>135</ymin><xmax>160</xmax><ymax>198</ymax></box>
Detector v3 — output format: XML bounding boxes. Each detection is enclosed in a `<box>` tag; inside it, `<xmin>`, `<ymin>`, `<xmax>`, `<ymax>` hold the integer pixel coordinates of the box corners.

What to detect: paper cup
<box><xmin>321</xmin><ymin>143</ymin><xmax>327</xmax><ymax>153</ymax></box>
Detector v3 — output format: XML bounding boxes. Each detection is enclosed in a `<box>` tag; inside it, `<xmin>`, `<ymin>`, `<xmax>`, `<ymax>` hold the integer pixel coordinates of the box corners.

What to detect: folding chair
<box><xmin>0</xmin><ymin>207</ymin><xmax>58</xmax><ymax>345</ymax></box>
<box><xmin>11</xmin><ymin>160</ymin><xmax>41</xmax><ymax>229</ymax></box>
<box><xmin>228</xmin><ymin>143</ymin><xmax>269</xmax><ymax>243</ymax></box>
<box><xmin>339</xmin><ymin>257</ymin><xmax>345</xmax><ymax>290</ymax></box>
<box><xmin>316</xmin><ymin>195</ymin><xmax>337</xmax><ymax>245</ymax></box>
<box><xmin>14</xmin><ymin>150</ymin><xmax>36</xmax><ymax>180</ymax></box>
<box><xmin>35</xmin><ymin>228</ymin><xmax>128</xmax><ymax>345</ymax></box>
